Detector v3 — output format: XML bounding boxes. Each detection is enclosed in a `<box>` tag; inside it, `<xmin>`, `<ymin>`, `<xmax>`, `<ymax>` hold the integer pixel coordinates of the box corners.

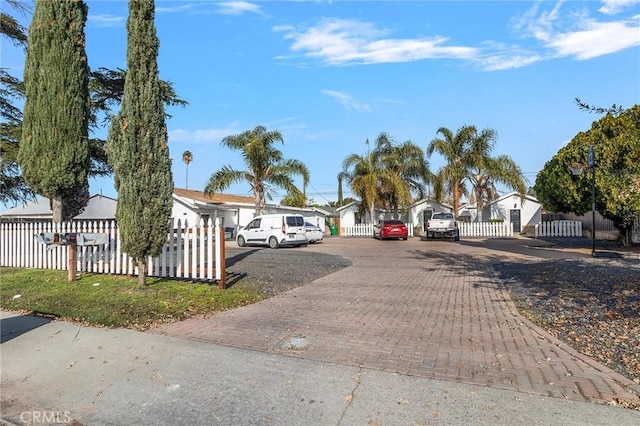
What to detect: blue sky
<box><xmin>2</xmin><ymin>0</ymin><xmax>640</xmax><ymax>207</ymax></box>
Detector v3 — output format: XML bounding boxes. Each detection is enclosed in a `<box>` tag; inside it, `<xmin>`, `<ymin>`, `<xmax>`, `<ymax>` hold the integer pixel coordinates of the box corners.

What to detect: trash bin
<box><xmin>329</xmin><ymin>225</ymin><xmax>338</xmax><ymax>236</ymax></box>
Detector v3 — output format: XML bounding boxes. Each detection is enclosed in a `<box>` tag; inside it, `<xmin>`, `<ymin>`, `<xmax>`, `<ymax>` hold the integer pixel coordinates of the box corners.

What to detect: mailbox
<box><xmin>60</xmin><ymin>233</ymin><xmax>77</xmax><ymax>245</ymax></box>
<box><xmin>36</xmin><ymin>233</ymin><xmax>58</xmax><ymax>245</ymax></box>
<box><xmin>35</xmin><ymin>232</ymin><xmax>108</xmax><ymax>246</ymax></box>
<box><xmin>76</xmin><ymin>233</ymin><xmax>109</xmax><ymax>246</ymax></box>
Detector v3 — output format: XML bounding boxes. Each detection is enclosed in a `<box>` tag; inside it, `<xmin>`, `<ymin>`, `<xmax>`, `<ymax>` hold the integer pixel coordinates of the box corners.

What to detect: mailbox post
<box><xmin>64</xmin><ymin>233</ymin><xmax>78</xmax><ymax>282</ymax></box>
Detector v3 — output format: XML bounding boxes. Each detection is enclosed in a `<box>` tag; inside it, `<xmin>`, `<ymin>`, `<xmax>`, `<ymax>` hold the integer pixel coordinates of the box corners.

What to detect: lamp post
<box><xmin>588</xmin><ymin>146</ymin><xmax>596</xmax><ymax>256</ymax></box>
<box><xmin>569</xmin><ymin>145</ymin><xmax>596</xmax><ymax>256</ymax></box>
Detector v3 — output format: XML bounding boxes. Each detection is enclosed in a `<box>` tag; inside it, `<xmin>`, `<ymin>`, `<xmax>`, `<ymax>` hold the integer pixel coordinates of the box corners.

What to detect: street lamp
<box><xmin>569</xmin><ymin>145</ymin><xmax>596</xmax><ymax>256</ymax></box>
<box><xmin>587</xmin><ymin>146</ymin><xmax>596</xmax><ymax>256</ymax></box>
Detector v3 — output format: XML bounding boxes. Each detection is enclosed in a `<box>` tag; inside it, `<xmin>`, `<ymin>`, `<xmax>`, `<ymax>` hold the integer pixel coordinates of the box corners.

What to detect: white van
<box><xmin>236</xmin><ymin>214</ymin><xmax>307</xmax><ymax>248</ymax></box>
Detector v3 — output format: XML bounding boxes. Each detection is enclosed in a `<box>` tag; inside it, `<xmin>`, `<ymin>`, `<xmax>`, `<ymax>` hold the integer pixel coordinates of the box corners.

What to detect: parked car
<box><xmin>304</xmin><ymin>222</ymin><xmax>324</xmax><ymax>243</ymax></box>
<box><xmin>236</xmin><ymin>214</ymin><xmax>307</xmax><ymax>248</ymax></box>
<box><xmin>426</xmin><ymin>212</ymin><xmax>459</xmax><ymax>241</ymax></box>
<box><xmin>373</xmin><ymin>220</ymin><xmax>408</xmax><ymax>240</ymax></box>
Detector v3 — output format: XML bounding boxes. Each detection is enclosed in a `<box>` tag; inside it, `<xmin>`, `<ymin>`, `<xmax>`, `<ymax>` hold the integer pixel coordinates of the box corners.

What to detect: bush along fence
<box><xmin>0</xmin><ymin>219</ymin><xmax>224</xmax><ymax>282</ymax></box>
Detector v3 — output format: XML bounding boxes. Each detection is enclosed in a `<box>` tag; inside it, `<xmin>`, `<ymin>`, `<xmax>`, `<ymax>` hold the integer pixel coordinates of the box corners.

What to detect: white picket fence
<box><xmin>341</xmin><ymin>223</ymin><xmax>416</xmax><ymax>238</ymax></box>
<box><xmin>0</xmin><ymin>219</ymin><xmax>222</xmax><ymax>281</ymax></box>
<box><xmin>534</xmin><ymin>220</ymin><xmax>583</xmax><ymax>237</ymax></box>
<box><xmin>458</xmin><ymin>222</ymin><xmax>513</xmax><ymax>237</ymax></box>
<box><xmin>341</xmin><ymin>222</ymin><xmax>513</xmax><ymax>238</ymax></box>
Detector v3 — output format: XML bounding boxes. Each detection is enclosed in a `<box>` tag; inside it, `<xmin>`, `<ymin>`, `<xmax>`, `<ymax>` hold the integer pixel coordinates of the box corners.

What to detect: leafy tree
<box><xmin>1</xmin><ymin>1</ymin><xmax>31</xmax><ymax>205</ymax></box>
<box><xmin>19</xmin><ymin>0</ymin><xmax>90</xmax><ymax>222</ymax></box>
<box><xmin>182</xmin><ymin>150</ymin><xmax>192</xmax><ymax>189</ymax></box>
<box><xmin>204</xmin><ymin>125</ymin><xmax>309</xmax><ymax>216</ymax></box>
<box><xmin>0</xmin><ymin>0</ymin><xmax>28</xmax><ymax>46</ymax></box>
<box><xmin>108</xmin><ymin>0</ymin><xmax>174</xmax><ymax>287</ymax></box>
<box><xmin>535</xmin><ymin>104</ymin><xmax>640</xmax><ymax>246</ymax></box>
<box><xmin>0</xmin><ymin>4</ymin><xmax>186</xmax><ymax>206</ymax></box>
<box><xmin>280</xmin><ymin>190</ymin><xmax>306</xmax><ymax>208</ymax></box>
<box><xmin>0</xmin><ymin>70</ymin><xmax>31</xmax><ymax>205</ymax></box>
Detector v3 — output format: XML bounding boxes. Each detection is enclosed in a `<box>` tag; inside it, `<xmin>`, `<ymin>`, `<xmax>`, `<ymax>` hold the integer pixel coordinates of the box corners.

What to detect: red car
<box><xmin>373</xmin><ymin>220</ymin><xmax>409</xmax><ymax>240</ymax></box>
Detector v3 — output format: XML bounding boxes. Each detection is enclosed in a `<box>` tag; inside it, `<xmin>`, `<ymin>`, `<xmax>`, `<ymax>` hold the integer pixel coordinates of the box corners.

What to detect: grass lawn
<box><xmin>0</xmin><ymin>268</ymin><xmax>266</xmax><ymax>330</ymax></box>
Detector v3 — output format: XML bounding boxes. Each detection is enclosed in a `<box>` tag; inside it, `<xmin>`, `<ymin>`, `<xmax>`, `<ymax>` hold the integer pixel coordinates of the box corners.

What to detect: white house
<box><xmin>481</xmin><ymin>192</ymin><xmax>542</xmax><ymax>233</ymax></box>
<box><xmin>407</xmin><ymin>198</ymin><xmax>454</xmax><ymax>233</ymax></box>
<box><xmin>0</xmin><ymin>194</ymin><xmax>117</xmax><ymax>221</ymax></box>
<box><xmin>171</xmin><ymin>188</ymin><xmax>255</xmax><ymax>231</ymax></box>
<box><xmin>172</xmin><ymin>188</ymin><xmax>331</xmax><ymax>235</ymax></box>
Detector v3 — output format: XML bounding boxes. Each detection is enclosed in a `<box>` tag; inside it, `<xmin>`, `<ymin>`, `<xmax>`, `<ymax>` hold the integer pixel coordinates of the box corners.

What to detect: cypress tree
<box><xmin>107</xmin><ymin>0</ymin><xmax>173</xmax><ymax>287</ymax></box>
<box><xmin>19</xmin><ymin>0</ymin><xmax>90</xmax><ymax>222</ymax></box>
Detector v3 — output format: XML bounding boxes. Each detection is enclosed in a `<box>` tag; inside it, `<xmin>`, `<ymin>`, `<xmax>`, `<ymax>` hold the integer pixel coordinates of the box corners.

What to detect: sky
<box><xmin>2</xmin><ymin>0</ymin><xmax>640</xmax><ymax>208</ymax></box>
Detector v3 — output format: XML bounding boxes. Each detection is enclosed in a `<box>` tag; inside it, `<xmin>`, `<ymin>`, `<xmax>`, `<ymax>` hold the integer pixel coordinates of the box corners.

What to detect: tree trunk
<box><xmin>622</xmin><ymin>226</ymin><xmax>632</xmax><ymax>247</ymax></box>
<box><xmin>51</xmin><ymin>194</ymin><xmax>63</xmax><ymax>223</ymax></box>
<box><xmin>475</xmin><ymin>188</ymin><xmax>484</xmax><ymax>223</ymax></box>
<box><xmin>137</xmin><ymin>260</ymin><xmax>147</xmax><ymax>288</ymax></box>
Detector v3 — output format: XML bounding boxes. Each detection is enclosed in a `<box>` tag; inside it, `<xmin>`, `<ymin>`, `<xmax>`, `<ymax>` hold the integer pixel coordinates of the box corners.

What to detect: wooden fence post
<box><xmin>215</xmin><ymin>218</ymin><xmax>226</xmax><ymax>289</ymax></box>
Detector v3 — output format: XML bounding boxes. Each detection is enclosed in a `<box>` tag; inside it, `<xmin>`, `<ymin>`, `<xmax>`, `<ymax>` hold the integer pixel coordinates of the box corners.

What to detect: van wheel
<box><xmin>237</xmin><ymin>236</ymin><xmax>246</xmax><ymax>247</ymax></box>
<box><xmin>268</xmin><ymin>236</ymin><xmax>279</xmax><ymax>249</ymax></box>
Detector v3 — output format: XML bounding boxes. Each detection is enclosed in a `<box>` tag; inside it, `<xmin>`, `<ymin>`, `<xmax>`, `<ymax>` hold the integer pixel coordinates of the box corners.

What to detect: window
<box><xmin>286</xmin><ymin>216</ymin><xmax>304</xmax><ymax>227</ymax></box>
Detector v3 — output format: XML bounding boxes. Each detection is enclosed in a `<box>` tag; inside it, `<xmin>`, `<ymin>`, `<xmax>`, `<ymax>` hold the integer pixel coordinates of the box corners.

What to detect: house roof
<box><xmin>483</xmin><ymin>191</ymin><xmax>539</xmax><ymax>207</ymax></box>
<box><xmin>409</xmin><ymin>198</ymin><xmax>454</xmax><ymax>210</ymax></box>
<box><xmin>0</xmin><ymin>194</ymin><xmax>118</xmax><ymax>220</ymax></box>
<box><xmin>173</xmin><ymin>187</ymin><xmax>255</xmax><ymax>205</ymax></box>
<box><xmin>335</xmin><ymin>200</ymin><xmax>359</xmax><ymax>212</ymax></box>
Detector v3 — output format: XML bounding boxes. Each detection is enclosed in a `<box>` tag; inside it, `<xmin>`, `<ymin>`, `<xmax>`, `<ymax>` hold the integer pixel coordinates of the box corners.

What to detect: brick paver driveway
<box><xmin>150</xmin><ymin>236</ymin><xmax>640</xmax><ymax>406</ymax></box>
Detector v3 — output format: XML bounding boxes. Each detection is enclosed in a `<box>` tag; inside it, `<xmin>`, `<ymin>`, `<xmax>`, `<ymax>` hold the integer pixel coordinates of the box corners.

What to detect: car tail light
<box><xmin>282</xmin><ymin>217</ymin><xmax>286</xmax><ymax>234</ymax></box>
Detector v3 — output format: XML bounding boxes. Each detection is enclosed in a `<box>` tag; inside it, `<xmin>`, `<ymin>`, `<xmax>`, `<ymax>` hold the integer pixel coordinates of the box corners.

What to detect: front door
<box><xmin>423</xmin><ymin>209</ymin><xmax>433</xmax><ymax>231</ymax></box>
<box><xmin>510</xmin><ymin>209</ymin><xmax>521</xmax><ymax>233</ymax></box>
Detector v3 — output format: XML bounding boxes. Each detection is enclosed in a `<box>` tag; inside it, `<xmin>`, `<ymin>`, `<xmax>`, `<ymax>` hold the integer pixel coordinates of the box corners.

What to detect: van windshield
<box><xmin>286</xmin><ymin>216</ymin><xmax>304</xmax><ymax>227</ymax></box>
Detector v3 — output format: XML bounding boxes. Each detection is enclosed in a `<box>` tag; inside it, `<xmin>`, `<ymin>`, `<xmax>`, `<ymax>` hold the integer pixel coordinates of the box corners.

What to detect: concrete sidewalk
<box><xmin>2</xmin><ymin>237</ymin><xmax>640</xmax><ymax>425</ymax></box>
<box><xmin>2</xmin><ymin>313</ymin><xmax>640</xmax><ymax>425</ymax></box>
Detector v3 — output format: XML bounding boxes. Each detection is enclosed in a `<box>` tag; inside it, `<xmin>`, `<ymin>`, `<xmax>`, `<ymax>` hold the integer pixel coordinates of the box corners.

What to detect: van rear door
<box><xmin>284</xmin><ymin>215</ymin><xmax>306</xmax><ymax>243</ymax></box>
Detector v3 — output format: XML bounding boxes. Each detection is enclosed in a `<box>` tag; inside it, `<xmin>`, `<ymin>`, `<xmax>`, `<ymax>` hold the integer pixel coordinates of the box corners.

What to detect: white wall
<box><xmin>338</xmin><ymin>204</ymin><xmax>360</xmax><ymax>228</ymax></box>
<box><xmin>171</xmin><ymin>202</ymin><xmax>200</xmax><ymax>227</ymax></box>
<box><xmin>408</xmin><ymin>199</ymin><xmax>452</xmax><ymax>230</ymax></box>
<box><xmin>486</xmin><ymin>194</ymin><xmax>541</xmax><ymax>229</ymax></box>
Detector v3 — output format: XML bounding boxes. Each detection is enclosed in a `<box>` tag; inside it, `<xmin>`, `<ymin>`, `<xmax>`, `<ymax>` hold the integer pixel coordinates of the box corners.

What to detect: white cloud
<box><xmin>88</xmin><ymin>14</ymin><xmax>125</xmax><ymax>28</ymax></box>
<box><xmin>216</xmin><ymin>1</ymin><xmax>262</xmax><ymax>16</ymax></box>
<box><xmin>547</xmin><ymin>19</ymin><xmax>640</xmax><ymax>59</ymax></box>
<box><xmin>478</xmin><ymin>53</ymin><xmax>542</xmax><ymax>71</ymax></box>
<box><xmin>599</xmin><ymin>0</ymin><xmax>640</xmax><ymax>15</ymax></box>
<box><xmin>279</xmin><ymin>18</ymin><xmax>477</xmax><ymax>66</ymax></box>
<box><xmin>156</xmin><ymin>4</ymin><xmax>197</xmax><ymax>14</ymax></box>
<box><xmin>169</xmin><ymin>124</ymin><xmax>240</xmax><ymax>143</ymax></box>
<box><xmin>321</xmin><ymin>89</ymin><xmax>371</xmax><ymax>112</ymax></box>
<box><xmin>514</xmin><ymin>2</ymin><xmax>640</xmax><ymax>60</ymax></box>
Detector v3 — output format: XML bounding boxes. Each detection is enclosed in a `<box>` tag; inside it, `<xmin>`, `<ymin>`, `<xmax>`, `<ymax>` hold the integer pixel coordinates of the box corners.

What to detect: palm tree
<box><xmin>204</xmin><ymin>125</ymin><xmax>309</xmax><ymax>216</ymax></box>
<box><xmin>427</xmin><ymin>126</ymin><xmax>476</xmax><ymax>216</ymax></box>
<box><xmin>182</xmin><ymin>150</ymin><xmax>192</xmax><ymax>189</ymax></box>
<box><xmin>341</xmin><ymin>135</ymin><xmax>413</xmax><ymax>224</ymax></box>
<box><xmin>374</xmin><ymin>133</ymin><xmax>431</xmax><ymax>218</ymax></box>
<box><xmin>428</xmin><ymin>125</ymin><xmax>526</xmax><ymax>221</ymax></box>
<box><xmin>466</xmin><ymin>130</ymin><xmax>526</xmax><ymax>221</ymax></box>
